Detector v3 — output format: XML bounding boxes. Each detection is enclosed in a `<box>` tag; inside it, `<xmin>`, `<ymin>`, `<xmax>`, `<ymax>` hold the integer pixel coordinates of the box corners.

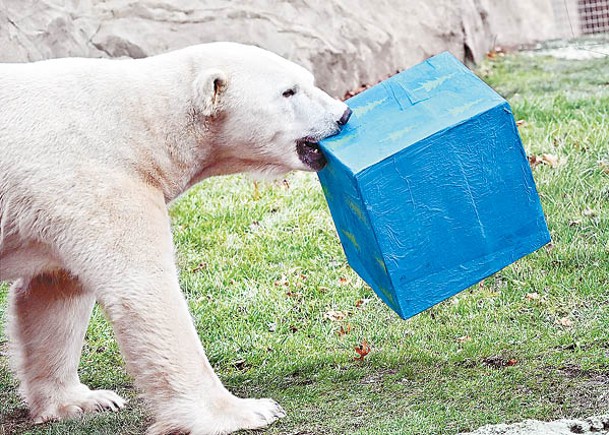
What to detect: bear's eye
<box><xmin>282</xmin><ymin>88</ymin><xmax>297</xmax><ymax>98</ymax></box>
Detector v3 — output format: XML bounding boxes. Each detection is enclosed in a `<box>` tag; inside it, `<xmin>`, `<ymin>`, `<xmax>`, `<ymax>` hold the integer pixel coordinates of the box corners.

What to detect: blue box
<box><xmin>318</xmin><ymin>52</ymin><xmax>550</xmax><ymax>319</ymax></box>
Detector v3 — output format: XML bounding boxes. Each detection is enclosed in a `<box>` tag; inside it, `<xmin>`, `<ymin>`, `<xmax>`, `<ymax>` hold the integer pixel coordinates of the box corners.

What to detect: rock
<box><xmin>463</xmin><ymin>415</ymin><xmax>609</xmax><ymax>435</ymax></box>
<box><xmin>0</xmin><ymin>0</ymin><xmax>561</xmax><ymax>97</ymax></box>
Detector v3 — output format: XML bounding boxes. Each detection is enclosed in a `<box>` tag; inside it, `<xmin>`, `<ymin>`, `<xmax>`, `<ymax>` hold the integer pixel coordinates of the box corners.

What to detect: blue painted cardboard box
<box><xmin>318</xmin><ymin>52</ymin><xmax>550</xmax><ymax>320</ymax></box>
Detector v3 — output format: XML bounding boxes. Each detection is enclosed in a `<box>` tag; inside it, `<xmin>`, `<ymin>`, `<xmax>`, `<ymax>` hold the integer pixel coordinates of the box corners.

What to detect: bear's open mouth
<box><xmin>296</xmin><ymin>138</ymin><xmax>327</xmax><ymax>171</ymax></box>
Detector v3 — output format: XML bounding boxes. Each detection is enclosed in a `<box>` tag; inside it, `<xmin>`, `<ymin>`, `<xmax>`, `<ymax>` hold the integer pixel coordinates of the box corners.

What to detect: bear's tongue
<box><xmin>296</xmin><ymin>140</ymin><xmax>327</xmax><ymax>171</ymax></box>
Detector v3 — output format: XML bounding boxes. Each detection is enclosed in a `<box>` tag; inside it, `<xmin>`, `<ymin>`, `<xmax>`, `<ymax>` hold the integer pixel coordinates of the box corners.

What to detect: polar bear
<box><xmin>0</xmin><ymin>42</ymin><xmax>351</xmax><ymax>435</ymax></box>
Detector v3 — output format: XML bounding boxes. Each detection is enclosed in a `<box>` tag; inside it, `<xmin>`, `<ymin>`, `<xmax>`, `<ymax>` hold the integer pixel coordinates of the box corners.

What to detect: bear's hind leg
<box><xmin>7</xmin><ymin>271</ymin><xmax>127</xmax><ymax>423</ymax></box>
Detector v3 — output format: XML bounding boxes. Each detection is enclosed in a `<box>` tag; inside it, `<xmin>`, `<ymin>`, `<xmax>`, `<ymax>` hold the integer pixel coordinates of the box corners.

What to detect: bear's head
<box><xmin>191</xmin><ymin>43</ymin><xmax>351</xmax><ymax>176</ymax></box>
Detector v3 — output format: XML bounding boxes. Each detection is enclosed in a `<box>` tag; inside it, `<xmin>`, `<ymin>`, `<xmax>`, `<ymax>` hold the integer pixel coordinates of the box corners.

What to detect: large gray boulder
<box><xmin>0</xmin><ymin>0</ymin><xmax>559</xmax><ymax>96</ymax></box>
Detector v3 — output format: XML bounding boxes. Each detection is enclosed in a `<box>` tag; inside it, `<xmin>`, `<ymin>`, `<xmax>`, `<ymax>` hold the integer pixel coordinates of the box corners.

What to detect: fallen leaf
<box><xmin>192</xmin><ymin>262</ymin><xmax>208</xmax><ymax>273</ymax></box>
<box><xmin>525</xmin><ymin>292</ymin><xmax>540</xmax><ymax>301</ymax></box>
<box><xmin>528</xmin><ymin>154</ymin><xmax>543</xmax><ymax>168</ymax></box>
<box><xmin>541</xmin><ymin>153</ymin><xmax>560</xmax><ymax>168</ymax></box>
<box><xmin>274</xmin><ymin>275</ymin><xmax>289</xmax><ymax>287</ymax></box>
<box><xmin>599</xmin><ymin>160</ymin><xmax>609</xmax><ymax>174</ymax></box>
<box><xmin>486</xmin><ymin>50</ymin><xmax>498</xmax><ymax>60</ymax></box>
<box><xmin>569</xmin><ymin>219</ymin><xmax>582</xmax><ymax>227</ymax></box>
<box><xmin>507</xmin><ymin>358</ymin><xmax>518</xmax><ymax>366</ymax></box>
<box><xmin>354</xmin><ymin>340</ymin><xmax>371</xmax><ymax>361</ymax></box>
<box><xmin>528</xmin><ymin>154</ymin><xmax>561</xmax><ymax>169</ymax></box>
<box><xmin>583</xmin><ymin>207</ymin><xmax>597</xmax><ymax>217</ymax></box>
<box><xmin>556</xmin><ymin>317</ymin><xmax>573</xmax><ymax>327</ymax></box>
<box><xmin>324</xmin><ymin>309</ymin><xmax>347</xmax><ymax>321</ymax></box>
<box><xmin>289</xmin><ymin>325</ymin><xmax>299</xmax><ymax>333</ymax></box>
<box><xmin>286</xmin><ymin>290</ymin><xmax>303</xmax><ymax>298</ymax></box>
<box><xmin>338</xmin><ymin>277</ymin><xmax>351</xmax><ymax>286</ymax></box>
<box><xmin>516</xmin><ymin>120</ymin><xmax>527</xmax><ymax>127</ymax></box>
<box><xmin>337</xmin><ymin>324</ymin><xmax>352</xmax><ymax>336</ymax></box>
<box><xmin>456</xmin><ymin>335</ymin><xmax>471</xmax><ymax>343</ymax></box>
<box><xmin>355</xmin><ymin>298</ymin><xmax>371</xmax><ymax>308</ymax></box>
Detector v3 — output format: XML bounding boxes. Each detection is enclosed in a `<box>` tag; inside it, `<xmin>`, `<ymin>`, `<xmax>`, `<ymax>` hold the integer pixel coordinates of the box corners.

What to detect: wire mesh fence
<box><xmin>578</xmin><ymin>0</ymin><xmax>609</xmax><ymax>33</ymax></box>
<box><xmin>551</xmin><ymin>0</ymin><xmax>609</xmax><ymax>36</ymax></box>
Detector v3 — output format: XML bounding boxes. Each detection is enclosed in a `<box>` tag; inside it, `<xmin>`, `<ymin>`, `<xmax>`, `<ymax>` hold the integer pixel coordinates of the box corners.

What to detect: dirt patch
<box><xmin>553</xmin><ymin>366</ymin><xmax>609</xmax><ymax>417</ymax></box>
<box><xmin>0</xmin><ymin>407</ymin><xmax>29</xmax><ymax>435</ymax></box>
<box><xmin>482</xmin><ymin>356</ymin><xmax>519</xmax><ymax>369</ymax></box>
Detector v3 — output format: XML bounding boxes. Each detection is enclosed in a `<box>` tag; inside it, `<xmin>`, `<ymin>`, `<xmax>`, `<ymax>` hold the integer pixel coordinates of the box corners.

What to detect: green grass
<box><xmin>2</xmin><ymin>39</ymin><xmax>609</xmax><ymax>434</ymax></box>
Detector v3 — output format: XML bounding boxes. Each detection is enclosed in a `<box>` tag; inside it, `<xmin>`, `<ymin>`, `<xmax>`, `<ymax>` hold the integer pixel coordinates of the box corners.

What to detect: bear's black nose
<box><xmin>338</xmin><ymin>107</ymin><xmax>352</xmax><ymax>126</ymax></box>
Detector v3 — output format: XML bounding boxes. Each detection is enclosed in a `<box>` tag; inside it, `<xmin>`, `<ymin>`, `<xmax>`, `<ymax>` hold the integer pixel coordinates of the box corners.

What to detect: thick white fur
<box><xmin>0</xmin><ymin>42</ymin><xmax>348</xmax><ymax>434</ymax></box>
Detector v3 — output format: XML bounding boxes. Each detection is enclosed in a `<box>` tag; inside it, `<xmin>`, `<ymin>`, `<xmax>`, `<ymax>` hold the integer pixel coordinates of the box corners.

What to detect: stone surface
<box><xmin>463</xmin><ymin>415</ymin><xmax>609</xmax><ymax>434</ymax></box>
<box><xmin>1</xmin><ymin>0</ymin><xmax>561</xmax><ymax>97</ymax></box>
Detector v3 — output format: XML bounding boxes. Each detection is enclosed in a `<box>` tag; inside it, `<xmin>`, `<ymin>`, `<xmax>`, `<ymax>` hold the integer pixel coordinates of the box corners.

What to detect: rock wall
<box><xmin>0</xmin><ymin>0</ymin><xmax>559</xmax><ymax>96</ymax></box>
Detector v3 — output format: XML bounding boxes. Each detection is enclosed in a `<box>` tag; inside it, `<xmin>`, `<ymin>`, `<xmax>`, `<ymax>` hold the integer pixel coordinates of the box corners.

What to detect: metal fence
<box><xmin>579</xmin><ymin>0</ymin><xmax>609</xmax><ymax>33</ymax></box>
<box><xmin>551</xmin><ymin>0</ymin><xmax>609</xmax><ymax>36</ymax></box>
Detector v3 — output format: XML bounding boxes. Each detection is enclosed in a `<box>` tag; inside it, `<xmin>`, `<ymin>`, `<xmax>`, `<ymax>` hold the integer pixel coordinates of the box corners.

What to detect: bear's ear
<box><xmin>193</xmin><ymin>69</ymin><xmax>228</xmax><ymax>117</ymax></box>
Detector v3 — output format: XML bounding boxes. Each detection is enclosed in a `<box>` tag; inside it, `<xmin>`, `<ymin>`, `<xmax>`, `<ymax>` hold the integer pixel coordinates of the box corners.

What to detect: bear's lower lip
<box><xmin>296</xmin><ymin>140</ymin><xmax>327</xmax><ymax>171</ymax></box>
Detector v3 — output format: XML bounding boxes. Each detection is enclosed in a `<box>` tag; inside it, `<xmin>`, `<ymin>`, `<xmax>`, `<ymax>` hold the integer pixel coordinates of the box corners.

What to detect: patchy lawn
<box><xmin>1</xmin><ymin>37</ymin><xmax>608</xmax><ymax>434</ymax></box>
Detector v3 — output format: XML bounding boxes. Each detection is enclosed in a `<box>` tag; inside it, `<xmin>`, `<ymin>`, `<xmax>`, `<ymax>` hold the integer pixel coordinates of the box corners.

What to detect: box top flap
<box><xmin>319</xmin><ymin>52</ymin><xmax>507</xmax><ymax>174</ymax></box>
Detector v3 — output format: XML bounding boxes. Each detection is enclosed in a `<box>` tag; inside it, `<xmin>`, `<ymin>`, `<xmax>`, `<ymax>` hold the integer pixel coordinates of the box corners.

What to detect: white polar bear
<box><xmin>0</xmin><ymin>42</ymin><xmax>351</xmax><ymax>435</ymax></box>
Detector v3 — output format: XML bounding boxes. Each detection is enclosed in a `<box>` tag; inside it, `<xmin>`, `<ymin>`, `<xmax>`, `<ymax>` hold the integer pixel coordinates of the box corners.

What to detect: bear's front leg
<box><xmin>61</xmin><ymin>187</ymin><xmax>284</xmax><ymax>435</ymax></box>
<box><xmin>95</xmin><ymin>264</ymin><xmax>285</xmax><ymax>435</ymax></box>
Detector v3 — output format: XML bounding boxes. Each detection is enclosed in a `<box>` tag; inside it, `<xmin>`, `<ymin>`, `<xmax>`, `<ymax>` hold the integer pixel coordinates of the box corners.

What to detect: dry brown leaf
<box><xmin>336</xmin><ymin>324</ymin><xmax>352</xmax><ymax>337</ymax></box>
<box><xmin>528</xmin><ymin>154</ymin><xmax>543</xmax><ymax>168</ymax></box>
<box><xmin>583</xmin><ymin>207</ymin><xmax>597</xmax><ymax>217</ymax></box>
<box><xmin>541</xmin><ymin>153</ymin><xmax>560</xmax><ymax>168</ymax></box>
<box><xmin>286</xmin><ymin>290</ymin><xmax>303</xmax><ymax>299</ymax></box>
<box><xmin>599</xmin><ymin>160</ymin><xmax>609</xmax><ymax>174</ymax></box>
<box><xmin>355</xmin><ymin>298</ymin><xmax>371</xmax><ymax>308</ymax></box>
<box><xmin>324</xmin><ymin>309</ymin><xmax>347</xmax><ymax>321</ymax></box>
<box><xmin>506</xmin><ymin>358</ymin><xmax>518</xmax><ymax>366</ymax></box>
<box><xmin>354</xmin><ymin>340</ymin><xmax>371</xmax><ymax>361</ymax></box>
<box><xmin>274</xmin><ymin>275</ymin><xmax>289</xmax><ymax>287</ymax></box>
<box><xmin>456</xmin><ymin>335</ymin><xmax>472</xmax><ymax>343</ymax></box>
<box><xmin>525</xmin><ymin>292</ymin><xmax>540</xmax><ymax>301</ymax></box>
<box><xmin>192</xmin><ymin>262</ymin><xmax>208</xmax><ymax>273</ymax></box>
<box><xmin>556</xmin><ymin>317</ymin><xmax>573</xmax><ymax>327</ymax></box>
<box><xmin>486</xmin><ymin>50</ymin><xmax>500</xmax><ymax>60</ymax></box>
<box><xmin>516</xmin><ymin>120</ymin><xmax>527</xmax><ymax>127</ymax></box>
<box><xmin>528</xmin><ymin>154</ymin><xmax>561</xmax><ymax>169</ymax></box>
<box><xmin>338</xmin><ymin>277</ymin><xmax>351</xmax><ymax>286</ymax></box>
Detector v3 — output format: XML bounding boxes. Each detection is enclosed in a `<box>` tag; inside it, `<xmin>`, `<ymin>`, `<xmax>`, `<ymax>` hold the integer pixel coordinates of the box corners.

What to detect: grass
<box><xmin>1</xmin><ymin>38</ymin><xmax>609</xmax><ymax>434</ymax></box>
